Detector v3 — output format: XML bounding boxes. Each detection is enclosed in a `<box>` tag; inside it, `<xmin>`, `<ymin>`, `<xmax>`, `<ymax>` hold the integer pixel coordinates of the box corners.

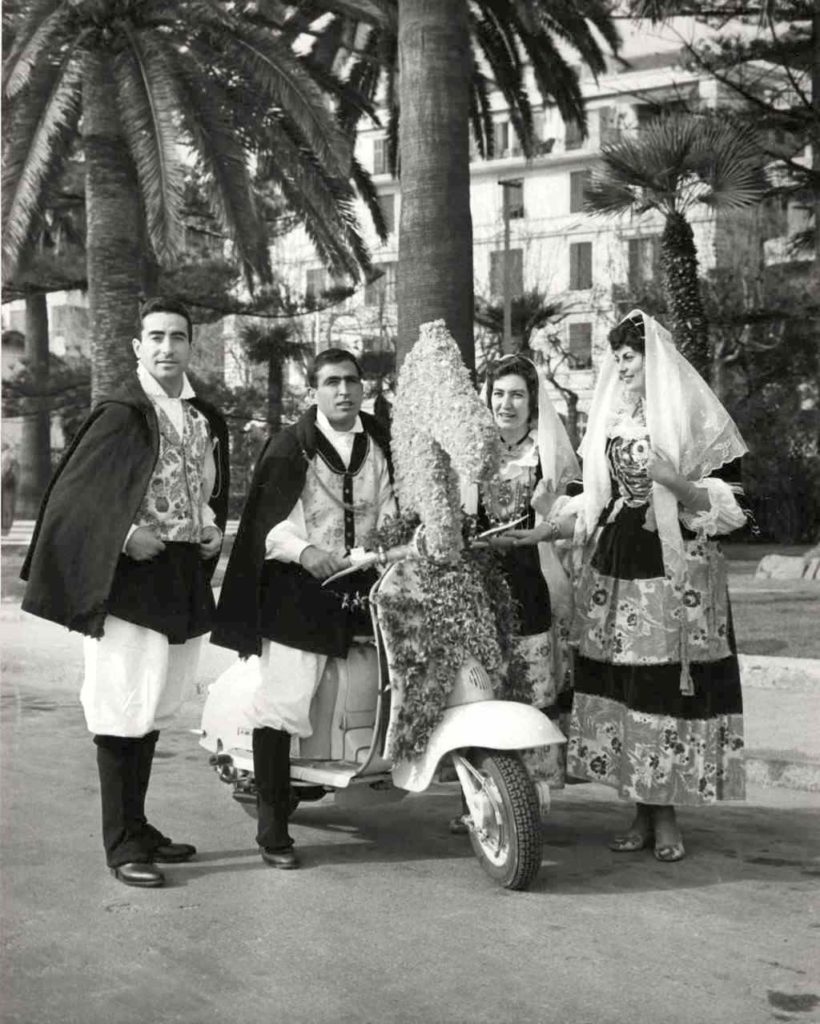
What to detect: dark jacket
<box><xmin>21</xmin><ymin>377</ymin><xmax>229</xmax><ymax>637</ymax></box>
<box><xmin>211</xmin><ymin>406</ymin><xmax>392</xmax><ymax>659</ymax></box>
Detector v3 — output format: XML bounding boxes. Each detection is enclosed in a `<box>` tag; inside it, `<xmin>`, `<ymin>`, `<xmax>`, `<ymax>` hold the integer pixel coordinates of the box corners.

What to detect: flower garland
<box><xmin>391</xmin><ymin>320</ymin><xmax>501</xmax><ymax>562</ymax></box>
<box><xmin>372</xmin><ymin>512</ymin><xmax>531</xmax><ymax>761</ymax></box>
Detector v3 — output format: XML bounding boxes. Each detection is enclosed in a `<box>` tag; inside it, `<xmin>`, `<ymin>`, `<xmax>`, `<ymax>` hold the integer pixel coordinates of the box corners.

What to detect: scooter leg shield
<box><xmin>252</xmin><ymin>727</ymin><xmax>294</xmax><ymax>851</ymax></box>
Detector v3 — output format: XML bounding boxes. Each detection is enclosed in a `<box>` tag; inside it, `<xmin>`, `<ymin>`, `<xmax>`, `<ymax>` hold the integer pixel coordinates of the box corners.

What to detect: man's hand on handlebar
<box><xmin>300</xmin><ymin>545</ymin><xmax>350</xmax><ymax>580</ymax></box>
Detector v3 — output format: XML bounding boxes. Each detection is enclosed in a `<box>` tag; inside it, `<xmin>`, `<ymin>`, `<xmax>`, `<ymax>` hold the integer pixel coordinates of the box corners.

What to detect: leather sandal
<box><xmin>609</xmin><ymin>830</ymin><xmax>654</xmax><ymax>853</ymax></box>
<box><xmin>654</xmin><ymin>840</ymin><xmax>686</xmax><ymax>863</ymax></box>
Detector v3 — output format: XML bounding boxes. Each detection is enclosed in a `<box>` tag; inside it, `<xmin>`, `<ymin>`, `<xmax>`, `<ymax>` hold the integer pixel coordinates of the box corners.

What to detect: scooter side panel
<box><xmin>391</xmin><ymin>700</ymin><xmax>566</xmax><ymax>793</ymax></box>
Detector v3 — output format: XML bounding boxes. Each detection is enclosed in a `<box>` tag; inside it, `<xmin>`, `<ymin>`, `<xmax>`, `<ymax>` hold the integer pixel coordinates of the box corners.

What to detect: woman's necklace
<box><xmin>501</xmin><ymin>427</ymin><xmax>531</xmax><ymax>452</ymax></box>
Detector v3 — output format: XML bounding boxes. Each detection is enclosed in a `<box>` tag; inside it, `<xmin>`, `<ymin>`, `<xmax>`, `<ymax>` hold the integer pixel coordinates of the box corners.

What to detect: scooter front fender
<box><xmin>391</xmin><ymin>700</ymin><xmax>566</xmax><ymax>793</ymax></box>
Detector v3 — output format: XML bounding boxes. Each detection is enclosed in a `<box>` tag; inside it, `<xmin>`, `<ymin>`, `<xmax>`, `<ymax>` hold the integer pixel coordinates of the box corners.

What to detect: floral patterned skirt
<box><xmin>567</xmin><ymin>506</ymin><xmax>745</xmax><ymax>805</ymax></box>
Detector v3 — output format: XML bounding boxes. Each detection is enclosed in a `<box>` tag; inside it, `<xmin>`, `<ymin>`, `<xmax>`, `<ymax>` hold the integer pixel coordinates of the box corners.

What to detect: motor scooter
<box><xmin>199</xmin><ymin>543</ymin><xmax>565</xmax><ymax>891</ymax></box>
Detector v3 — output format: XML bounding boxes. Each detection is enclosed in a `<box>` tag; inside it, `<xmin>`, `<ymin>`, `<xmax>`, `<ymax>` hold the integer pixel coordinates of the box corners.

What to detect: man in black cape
<box><xmin>211</xmin><ymin>348</ymin><xmax>395</xmax><ymax>869</ymax></box>
<box><xmin>22</xmin><ymin>297</ymin><xmax>229</xmax><ymax>888</ymax></box>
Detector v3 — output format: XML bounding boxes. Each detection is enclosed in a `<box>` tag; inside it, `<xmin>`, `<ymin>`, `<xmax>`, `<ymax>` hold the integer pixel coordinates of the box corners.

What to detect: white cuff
<box><xmin>122</xmin><ymin>524</ymin><xmax>138</xmax><ymax>554</ymax></box>
<box><xmin>265</xmin><ymin>522</ymin><xmax>312</xmax><ymax>563</ymax></box>
<box><xmin>202</xmin><ymin>504</ymin><xmax>217</xmax><ymax>529</ymax></box>
<box><xmin>679</xmin><ymin>478</ymin><xmax>745</xmax><ymax>537</ymax></box>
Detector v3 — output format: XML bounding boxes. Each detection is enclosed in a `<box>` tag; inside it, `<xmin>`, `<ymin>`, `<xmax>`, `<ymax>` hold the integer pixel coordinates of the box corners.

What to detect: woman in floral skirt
<box><xmin>566</xmin><ymin>310</ymin><xmax>748</xmax><ymax>862</ymax></box>
<box><xmin>452</xmin><ymin>355</ymin><xmax>579</xmax><ymax>831</ymax></box>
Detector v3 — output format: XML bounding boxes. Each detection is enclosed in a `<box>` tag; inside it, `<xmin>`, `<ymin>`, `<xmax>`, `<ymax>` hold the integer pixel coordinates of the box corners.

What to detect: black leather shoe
<box><xmin>260</xmin><ymin>846</ymin><xmax>299</xmax><ymax>869</ymax></box>
<box><xmin>151</xmin><ymin>842</ymin><xmax>197</xmax><ymax>863</ymax></box>
<box><xmin>110</xmin><ymin>862</ymin><xmax>165</xmax><ymax>887</ymax></box>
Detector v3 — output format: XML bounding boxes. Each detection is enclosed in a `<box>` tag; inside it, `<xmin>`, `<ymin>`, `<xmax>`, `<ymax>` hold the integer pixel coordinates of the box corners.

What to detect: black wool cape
<box><xmin>211</xmin><ymin>406</ymin><xmax>392</xmax><ymax>660</ymax></box>
<box><xmin>21</xmin><ymin>377</ymin><xmax>230</xmax><ymax>638</ymax></box>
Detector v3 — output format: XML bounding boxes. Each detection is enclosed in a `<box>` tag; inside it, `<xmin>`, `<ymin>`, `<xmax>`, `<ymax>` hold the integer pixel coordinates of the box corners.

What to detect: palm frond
<box><xmin>172</xmin><ymin>49</ymin><xmax>272</xmax><ymax>285</ymax></box>
<box><xmin>584</xmin><ymin>176</ymin><xmax>645</xmax><ymax>216</ymax></box>
<box><xmin>511</xmin><ymin>18</ymin><xmax>587</xmax><ymax>132</ymax></box>
<box><xmin>3</xmin><ymin>3</ymin><xmax>74</xmax><ymax>98</ymax></box>
<box><xmin>480</xmin><ymin>2</ymin><xmax>536</xmax><ymax>155</ymax></box>
<box><xmin>114</xmin><ymin>27</ymin><xmax>187</xmax><ymax>263</ymax></box>
<box><xmin>257</xmin><ymin>117</ymin><xmax>371</xmax><ymax>280</ymax></box>
<box><xmin>691</xmin><ymin>118</ymin><xmax>768</xmax><ymax>210</ymax></box>
<box><xmin>350</xmin><ymin>153</ymin><xmax>388</xmax><ymax>243</ymax></box>
<box><xmin>587</xmin><ymin>114</ymin><xmax>768</xmax><ymax>219</ymax></box>
<box><xmin>2</xmin><ymin>51</ymin><xmax>82</xmax><ymax>277</ymax></box>
<box><xmin>195</xmin><ymin>2</ymin><xmax>353</xmax><ymax>178</ymax></box>
<box><xmin>468</xmin><ymin>53</ymin><xmax>494</xmax><ymax>160</ymax></box>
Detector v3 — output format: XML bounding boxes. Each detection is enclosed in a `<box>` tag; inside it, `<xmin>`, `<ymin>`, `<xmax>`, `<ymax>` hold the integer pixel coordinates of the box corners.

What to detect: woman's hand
<box><xmin>503</xmin><ymin>521</ymin><xmax>559</xmax><ymax>546</ymax></box>
<box><xmin>645</xmin><ymin>446</ymin><xmax>682</xmax><ymax>490</ymax></box>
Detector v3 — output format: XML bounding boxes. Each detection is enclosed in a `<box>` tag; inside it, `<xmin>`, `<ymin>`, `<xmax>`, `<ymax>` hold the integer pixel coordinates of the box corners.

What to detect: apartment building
<box><xmin>274</xmin><ymin>21</ymin><xmax>801</xmax><ymax>417</ymax></box>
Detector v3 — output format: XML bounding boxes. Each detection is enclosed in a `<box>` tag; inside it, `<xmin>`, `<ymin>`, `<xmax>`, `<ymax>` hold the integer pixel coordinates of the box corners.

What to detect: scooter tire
<box><xmin>464</xmin><ymin>748</ymin><xmax>542</xmax><ymax>891</ymax></box>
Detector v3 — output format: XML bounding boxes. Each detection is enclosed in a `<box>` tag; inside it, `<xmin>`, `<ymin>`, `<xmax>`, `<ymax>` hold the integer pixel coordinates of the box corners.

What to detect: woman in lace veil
<box><xmin>453</xmin><ymin>354</ymin><xmax>579</xmax><ymax>831</ymax></box>
<box><xmin>566</xmin><ymin>310</ymin><xmax>748</xmax><ymax>862</ymax></box>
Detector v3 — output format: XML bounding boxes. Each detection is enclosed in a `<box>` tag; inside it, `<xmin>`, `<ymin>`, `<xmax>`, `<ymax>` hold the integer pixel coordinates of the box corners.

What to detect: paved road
<box><xmin>1</xmin><ymin>609</ymin><xmax>819</xmax><ymax>1024</ymax></box>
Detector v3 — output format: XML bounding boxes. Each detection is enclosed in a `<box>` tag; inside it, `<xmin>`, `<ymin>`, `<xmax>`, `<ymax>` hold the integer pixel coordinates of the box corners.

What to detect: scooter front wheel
<box><xmin>458</xmin><ymin>749</ymin><xmax>542</xmax><ymax>891</ymax></box>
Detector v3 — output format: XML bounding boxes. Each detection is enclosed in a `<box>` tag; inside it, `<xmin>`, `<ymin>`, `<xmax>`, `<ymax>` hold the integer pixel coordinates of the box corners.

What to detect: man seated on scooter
<box><xmin>212</xmin><ymin>348</ymin><xmax>396</xmax><ymax>869</ymax></box>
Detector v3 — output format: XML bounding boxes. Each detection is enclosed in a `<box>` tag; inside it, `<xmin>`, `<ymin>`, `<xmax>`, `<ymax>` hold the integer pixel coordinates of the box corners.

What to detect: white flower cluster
<box><xmin>392</xmin><ymin>320</ymin><xmax>501</xmax><ymax>560</ymax></box>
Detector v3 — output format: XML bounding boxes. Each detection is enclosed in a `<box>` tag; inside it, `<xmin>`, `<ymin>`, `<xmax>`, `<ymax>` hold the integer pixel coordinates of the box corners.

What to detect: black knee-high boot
<box><xmin>252</xmin><ymin>727</ymin><xmax>294</xmax><ymax>851</ymax></box>
<box><xmin>94</xmin><ymin>735</ymin><xmax>148</xmax><ymax>867</ymax></box>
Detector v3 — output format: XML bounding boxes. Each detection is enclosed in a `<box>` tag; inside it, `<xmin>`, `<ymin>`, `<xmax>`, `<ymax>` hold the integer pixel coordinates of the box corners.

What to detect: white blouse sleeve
<box><xmin>679</xmin><ymin>478</ymin><xmax>746</xmax><ymax>537</ymax></box>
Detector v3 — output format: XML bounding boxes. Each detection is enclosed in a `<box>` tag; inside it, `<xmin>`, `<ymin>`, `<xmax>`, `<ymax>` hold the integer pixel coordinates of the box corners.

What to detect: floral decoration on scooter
<box><xmin>374</xmin><ymin>321</ymin><xmax>532</xmax><ymax>761</ymax></box>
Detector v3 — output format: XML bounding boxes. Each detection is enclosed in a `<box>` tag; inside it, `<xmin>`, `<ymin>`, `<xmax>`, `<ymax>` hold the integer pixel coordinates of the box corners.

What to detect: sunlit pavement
<box><xmin>1</xmin><ymin>605</ymin><xmax>818</xmax><ymax>1024</ymax></box>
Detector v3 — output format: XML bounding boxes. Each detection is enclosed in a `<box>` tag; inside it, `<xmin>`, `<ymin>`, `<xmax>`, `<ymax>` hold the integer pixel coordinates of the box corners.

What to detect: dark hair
<box><xmin>608</xmin><ymin>313</ymin><xmax>645</xmax><ymax>354</ymax></box>
<box><xmin>139</xmin><ymin>296</ymin><xmax>193</xmax><ymax>341</ymax></box>
<box><xmin>485</xmin><ymin>355</ymin><xmax>538</xmax><ymax>422</ymax></box>
<box><xmin>309</xmin><ymin>347</ymin><xmax>363</xmax><ymax>387</ymax></box>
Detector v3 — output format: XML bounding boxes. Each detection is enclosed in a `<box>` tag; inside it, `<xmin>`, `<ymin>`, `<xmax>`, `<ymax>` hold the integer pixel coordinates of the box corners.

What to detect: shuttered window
<box><xmin>490</xmin><ymin>249</ymin><xmax>524</xmax><ymax>299</ymax></box>
<box><xmin>568</xmin><ymin>322</ymin><xmax>593</xmax><ymax>369</ymax></box>
<box><xmin>569</xmin><ymin>242</ymin><xmax>593</xmax><ymax>290</ymax></box>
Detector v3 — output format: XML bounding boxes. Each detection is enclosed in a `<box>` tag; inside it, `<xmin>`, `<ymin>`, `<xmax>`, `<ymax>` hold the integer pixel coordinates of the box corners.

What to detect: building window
<box><xmin>364</xmin><ymin>261</ymin><xmax>397</xmax><ymax>306</ymax></box>
<box><xmin>492</xmin><ymin>119</ymin><xmax>522</xmax><ymax>159</ymax></box>
<box><xmin>377</xmin><ymin>193</ymin><xmax>396</xmax><ymax>235</ymax></box>
<box><xmin>373</xmin><ymin>137</ymin><xmax>389</xmax><ymax>175</ymax></box>
<box><xmin>493</xmin><ymin>120</ymin><xmax>509</xmax><ymax>158</ymax></box>
<box><xmin>564</xmin><ymin>119</ymin><xmax>583</xmax><ymax>151</ymax></box>
<box><xmin>490</xmin><ymin>249</ymin><xmax>524</xmax><ymax>300</ymax></box>
<box><xmin>569</xmin><ymin>241</ymin><xmax>593</xmax><ymax>290</ymax></box>
<box><xmin>597</xmin><ymin>106</ymin><xmax>621</xmax><ymax>147</ymax></box>
<box><xmin>635</xmin><ymin>100</ymin><xmax>688</xmax><ymax>132</ymax></box>
<box><xmin>627</xmin><ymin>236</ymin><xmax>661</xmax><ymax>291</ymax></box>
<box><xmin>501</xmin><ymin>180</ymin><xmax>524</xmax><ymax>220</ymax></box>
<box><xmin>306</xmin><ymin>268</ymin><xmax>327</xmax><ymax>302</ymax></box>
<box><xmin>569</xmin><ymin>170</ymin><xmax>591</xmax><ymax>214</ymax></box>
<box><xmin>568</xmin><ymin>322</ymin><xmax>593</xmax><ymax>369</ymax></box>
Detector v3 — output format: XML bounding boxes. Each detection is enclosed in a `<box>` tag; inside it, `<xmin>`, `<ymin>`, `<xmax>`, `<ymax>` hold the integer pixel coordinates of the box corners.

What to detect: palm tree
<box><xmin>239</xmin><ymin>321</ymin><xmax>310</xmax><ymax>434</ymax></box>
<box><xmin>310</xmin><ymin>0</ymin><xmax>619</xmax><ymax>371</ymax></box>
<box><xmin>2</xmin><ymin>0</ymin><xmax>372</xmax><ymax>401</ymax></box>
<box><xmin>585</xmin><ymin>114</ymin><xmax>767</xmax><ymax>374</ymax></box>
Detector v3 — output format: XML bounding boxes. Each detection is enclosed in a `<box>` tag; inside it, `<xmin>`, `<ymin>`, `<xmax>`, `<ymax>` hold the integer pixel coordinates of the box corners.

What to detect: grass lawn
<box><xmin>4</xmin><ymin>542</ymin><xmax>818</xmax><ymax>660</ymax></box>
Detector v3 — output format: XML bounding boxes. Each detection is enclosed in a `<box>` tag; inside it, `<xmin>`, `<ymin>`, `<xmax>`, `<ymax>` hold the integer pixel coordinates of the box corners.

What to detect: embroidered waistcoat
<box><xmin>134</xmin><ymin>402</ymin><xmax>211</xmax><ymax>542</ymax></box>
<box><xmin>301</xmin><ymin>432</ymin><xmax>384</xmax><ymax>554</ymax></box>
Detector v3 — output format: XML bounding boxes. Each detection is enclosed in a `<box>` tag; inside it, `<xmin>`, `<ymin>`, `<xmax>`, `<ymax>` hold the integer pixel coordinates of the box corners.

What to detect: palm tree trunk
<box><xmin>18</xmin><ymin>293</ymin><xmax>52</xmax><ymax>516</ymax></box>
<box><xmin>83</xmin><ymin>53</ymin><xmax>142</xmax><ymax>403</ymax></box>
<box><xmin>396</xmin><ymin>0</ymin><xmax>474</xmax><ymax>371</ymax></box>
<box><xmin>659</xmin><ymin>211</ymin><xmax>710</xmax><ymax>377</ymax></box>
